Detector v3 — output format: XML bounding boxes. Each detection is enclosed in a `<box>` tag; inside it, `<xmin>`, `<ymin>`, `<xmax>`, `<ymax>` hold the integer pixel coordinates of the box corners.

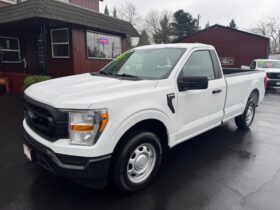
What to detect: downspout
<box><xmin>43</xmin><ymin>24</ymin><xmax>49</xmax><ymax>75</ymax></box>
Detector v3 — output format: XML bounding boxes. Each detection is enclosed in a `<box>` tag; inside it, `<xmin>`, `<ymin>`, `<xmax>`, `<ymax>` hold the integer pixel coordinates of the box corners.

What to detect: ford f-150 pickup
<box><xmin>248</xmin><ymin>59</ymin><xmax>280</xmax><ymax>88</ymax></box>
<box><xmin>23</xmin><ymin>44</ymin><xmax>266</xmax><ymax>192</ymax></box>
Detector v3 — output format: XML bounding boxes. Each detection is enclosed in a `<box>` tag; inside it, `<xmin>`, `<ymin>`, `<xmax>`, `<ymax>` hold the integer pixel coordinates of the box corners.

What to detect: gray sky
<box><xmin>100</xmin><ymin>0</ymin><xmax>280</xmax><ymax>30</ymax></box>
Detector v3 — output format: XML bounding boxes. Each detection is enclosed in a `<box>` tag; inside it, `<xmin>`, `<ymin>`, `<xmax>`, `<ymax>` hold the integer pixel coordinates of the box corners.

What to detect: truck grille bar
<box><xmin>24</xmin><ymin>95</ymin><xmax>68</xmax><ymax>142</ymax></box>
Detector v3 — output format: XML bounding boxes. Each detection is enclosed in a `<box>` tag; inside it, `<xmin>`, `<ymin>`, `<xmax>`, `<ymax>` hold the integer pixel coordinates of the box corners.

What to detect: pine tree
<box><xmin>113</xmin><ymin>7</ymin><xmax>117</xmax><ymax>18</ymax></box>
<box><xmin>229</xmin><ymin>19</ymin><xmax>237</xmax><ymax>29</ymax></box>
<box><xmin>153</xmin><ymin>15</ymin><xmax>171</xmax><ymax>44</ymax></box>
<box><xmin>138</xmin><ymin>30</ymin><xmax>151</xmax><ymax>46</ymax></box>
<box><xmin>170</xmin><ymin>10</ymin><xmax>199</xmax><ymax>40</ymax></box>
<box><xmin>104</xmin><ymin>5</ymin><xmax>109</xmax><ymax>15</ymax></box>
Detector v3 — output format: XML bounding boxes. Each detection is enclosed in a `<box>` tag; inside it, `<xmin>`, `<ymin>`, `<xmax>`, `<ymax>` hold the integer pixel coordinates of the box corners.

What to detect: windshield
<box><xmin>257</xmin><ymin>60</ymin><xmax>280</xmax><ymax>69</ymax></box>
<box><xmin>99</xmin><ymin>48</ymin><xmax>186</xmax><ymax>80</ymax></box>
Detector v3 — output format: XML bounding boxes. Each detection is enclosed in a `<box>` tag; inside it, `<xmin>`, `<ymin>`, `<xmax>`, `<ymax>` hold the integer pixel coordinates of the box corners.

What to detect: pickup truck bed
<box><xmin>221</xmin><ymin>68</ymin><xmax>266</xmax><ymax>122</ymax></box>
<box><xmin>223</xmin><ymin>68</ymin><xmax>259</xmax><ymax>76</ymax></box>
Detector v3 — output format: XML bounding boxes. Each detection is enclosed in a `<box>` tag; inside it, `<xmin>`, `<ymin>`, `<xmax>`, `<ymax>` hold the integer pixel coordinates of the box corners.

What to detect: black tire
<box><xmin>110</xmin><ymin>129</ymin><xmax>162</xmax><ymax>193</ymax></box>
<box><xmin>235</xmin><ymin>98</ymin><xmax>256</xmax><ymax>130</ymax></box>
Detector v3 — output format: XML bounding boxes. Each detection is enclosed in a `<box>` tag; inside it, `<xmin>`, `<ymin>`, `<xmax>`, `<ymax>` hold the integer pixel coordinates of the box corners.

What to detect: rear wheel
<box><xmin>110</xmin><ymin>129</ymin><xmax>162</xmax><ymax>193</ymax></box>
<box><xmin>235</xmin><ymin>99</ymin><xmax>256</xmax><ymax>129</ymax></box>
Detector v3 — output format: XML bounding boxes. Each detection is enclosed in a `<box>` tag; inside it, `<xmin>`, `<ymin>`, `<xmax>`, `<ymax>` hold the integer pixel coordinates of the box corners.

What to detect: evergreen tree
<box><xmin>113</xmin><ymin>7</ymin><xmax>117</xmax><ymax>18</ymax></box>
<box><xmin>153</xmin><ymin>15</ymin><xmax>171</xmax><ymax>44</ymax></box>
<box><xmin>104</xmin><ymin>5</ymin><xmax>109</xmax><ymax>15</ymax></box>
<box><xmin>170</xmin><ymin>10</ymin><xmax>198</xmax><ymax>40</ymax></box>
<box><xmin>229</xmin><ymin>19</ymin><xmax>238</xmax><ymax>29</ymax></box>
<box><xmin>138</xmin><ymin>30</ymin><xmax>151</xmax><ymax>46</ymax></box>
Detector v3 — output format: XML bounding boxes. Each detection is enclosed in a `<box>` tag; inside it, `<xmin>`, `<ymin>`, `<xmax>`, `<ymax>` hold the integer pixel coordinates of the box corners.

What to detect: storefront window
<box><xmin>87</xmin><ymin>31</ymin><xmax>121</xmax><ymax>59</ymax></box>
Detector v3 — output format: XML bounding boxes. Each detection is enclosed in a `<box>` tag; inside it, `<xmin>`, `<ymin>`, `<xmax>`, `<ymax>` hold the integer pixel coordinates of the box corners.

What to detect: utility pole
<box><xmin>197</xmin><ymin>14</ymin><xmax>201</xmax><ymax>31</ymax></box>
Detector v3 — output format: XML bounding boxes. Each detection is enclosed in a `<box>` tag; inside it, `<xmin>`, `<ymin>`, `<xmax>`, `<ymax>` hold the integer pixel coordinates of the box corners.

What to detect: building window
<box><xmin>50</xmin><ymin>28</ymin><xmax>70</xmax><ymax>58</ymax></box>
<box><xmin>86</xmin><ymin>31</ymin><xmax>121</xmax><ymax>59</ymax></box>
<box><xmin>0</xmin><ymin>36</ymin><xmax>20</xmax><ymax>63</ymax></box>
<box><xmin>220</xmin><ymin>57</ymin><xmax>234</xmax><ymax>66</ymax></box>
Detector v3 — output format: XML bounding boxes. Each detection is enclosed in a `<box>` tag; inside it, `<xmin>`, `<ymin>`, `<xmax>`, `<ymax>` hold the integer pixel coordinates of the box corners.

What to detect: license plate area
<box><xmin>23</xmin><ymin>144</ymin><xmax>33</xmax><ymax>161</ymax></box>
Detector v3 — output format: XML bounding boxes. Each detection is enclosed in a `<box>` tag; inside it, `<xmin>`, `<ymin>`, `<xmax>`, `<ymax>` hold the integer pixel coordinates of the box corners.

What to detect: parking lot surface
<box><xmin>0</xmin><ymin>89</ymin><xmax>280</xmax><ymax>210</ymax></box>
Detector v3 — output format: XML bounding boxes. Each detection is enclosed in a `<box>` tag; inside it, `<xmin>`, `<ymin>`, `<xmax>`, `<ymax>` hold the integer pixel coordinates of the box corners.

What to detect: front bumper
<box><xmin>267</xmin><ymin>79</ymin><xmax>280</xmax><ymax>87</ymax></box>
<box><xmin>23</xmin><ymin>130</ymin><xmax>111</xmax><ymax>189</ymax></box>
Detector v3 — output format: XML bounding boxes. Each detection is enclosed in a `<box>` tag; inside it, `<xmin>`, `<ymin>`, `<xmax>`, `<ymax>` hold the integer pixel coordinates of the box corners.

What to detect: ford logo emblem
<box><xmin>27</xmin><ymin>111</ymin><xmax>36</xmax><ymax>119</ymax></box>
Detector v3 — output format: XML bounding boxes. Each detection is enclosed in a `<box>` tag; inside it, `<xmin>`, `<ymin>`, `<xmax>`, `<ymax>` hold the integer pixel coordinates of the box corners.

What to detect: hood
<box><xmin>258</xmin><ymin>68</ymin><xmax>280</xmax><ymax>73</ymax></box>
<box><xmin>25</xmin><ymin>74</ymin><xmax>158</xmax><ymax>109</ymax></box>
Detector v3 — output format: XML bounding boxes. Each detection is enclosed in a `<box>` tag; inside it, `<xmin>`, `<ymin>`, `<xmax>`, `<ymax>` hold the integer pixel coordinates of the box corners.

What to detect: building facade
<box><xmin>0</xmin><ymin>0</ymin><xmax>138</xmax><ymax>92</ymax></box>
<box><xmin>177</xmin><ymin>25</ymin><xmax>270</xmax><ymax>68</ymax></box>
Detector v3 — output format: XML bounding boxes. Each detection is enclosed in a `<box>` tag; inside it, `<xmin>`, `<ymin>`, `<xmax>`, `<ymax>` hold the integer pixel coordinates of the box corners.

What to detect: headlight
<box><xmin>68</xmin><ymin>109</ymin><xmax>108</xmax><ymax>146</ymax></box>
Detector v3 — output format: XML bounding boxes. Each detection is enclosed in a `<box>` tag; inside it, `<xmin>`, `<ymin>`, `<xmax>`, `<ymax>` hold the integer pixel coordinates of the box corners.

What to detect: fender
<box><xmin>243</xmin><ymin>78</ymin><xmax>263</xmax><ymax>107</ymax></box>
<box><xmin>108</xmin><ymin>109</ymin><xmax>175</xmax><ymax>152</ymax></box>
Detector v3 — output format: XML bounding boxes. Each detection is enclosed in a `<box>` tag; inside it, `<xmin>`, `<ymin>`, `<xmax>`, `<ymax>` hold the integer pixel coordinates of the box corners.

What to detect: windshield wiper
<box><xmin>117</xmin><ymin>73</ymin><xmax>140</xmax><ymax>79</ymax></box>
<box><xmin>99</xmin><ymin>71</ymin><xmax>114</xmax><ymax>76</ymax></box>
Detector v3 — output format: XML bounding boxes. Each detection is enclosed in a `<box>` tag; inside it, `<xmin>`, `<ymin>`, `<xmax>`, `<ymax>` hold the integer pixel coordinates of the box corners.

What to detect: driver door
<box><xmin>176</xmin><ymin>50</ymin><xmax>226</xmax><ymax>143</ymax></box>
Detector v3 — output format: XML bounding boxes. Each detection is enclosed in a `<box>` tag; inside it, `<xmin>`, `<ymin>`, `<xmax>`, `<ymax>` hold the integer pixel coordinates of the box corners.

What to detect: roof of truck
<box><xmin>135</xmin><ymin>43</ymin><xmax>214</xmax><ymax>50</ymax></box>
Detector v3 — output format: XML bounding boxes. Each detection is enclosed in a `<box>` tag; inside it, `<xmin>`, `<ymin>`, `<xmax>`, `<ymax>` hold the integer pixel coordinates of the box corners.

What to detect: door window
<box><xmin>181</xmin><ymin>50</ymin><xmax>215</xmax><ymax>80</ymax></box>
<box><xmin>250</xmin><ymin>61</ymin><xmax>256</xmax><ymax>69</ymax></box>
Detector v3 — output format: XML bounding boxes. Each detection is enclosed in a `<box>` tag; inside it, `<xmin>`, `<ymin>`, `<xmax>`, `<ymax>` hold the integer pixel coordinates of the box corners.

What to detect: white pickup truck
<box><xmin>247</xmin><ymin>59</ymin><xmax>280</xmax><ymax>88</ymax></box>
<box><xmin>23</xmin><ymin>44</ymin><xmax>266</xmax><ymax>192</ymax></box>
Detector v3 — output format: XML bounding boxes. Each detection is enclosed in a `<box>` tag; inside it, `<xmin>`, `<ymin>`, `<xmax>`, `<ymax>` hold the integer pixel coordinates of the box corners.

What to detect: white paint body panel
<box><xmin>23</xmin><ymin>44</ymin><xmax>266</xmax><ymax>157</ymax></box>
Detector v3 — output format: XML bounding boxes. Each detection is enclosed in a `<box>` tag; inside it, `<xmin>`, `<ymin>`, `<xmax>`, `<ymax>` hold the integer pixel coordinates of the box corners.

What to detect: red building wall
<box><xmin>70</xmin><ymin>0</ymin><xmax>99</xmax><ymax>11</ymax></box>
<box><xmin>178</xmin><ymin>26</ymin><xmax>270</xmax><ymax>68</ymax></box>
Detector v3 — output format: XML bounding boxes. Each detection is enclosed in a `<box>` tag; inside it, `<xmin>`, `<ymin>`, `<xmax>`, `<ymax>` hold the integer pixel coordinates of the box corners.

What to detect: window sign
<box><xmin>87</xmin><ymin>31</ymin><xmax>121</xmax><ymax>59</ymax></box>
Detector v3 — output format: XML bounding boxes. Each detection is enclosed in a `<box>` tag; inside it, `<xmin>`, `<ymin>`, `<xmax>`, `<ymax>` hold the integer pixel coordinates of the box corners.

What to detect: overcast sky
<box><xmin>100</xmin><ymin>0</ymin><xmax>280</xmax><ymax>31</ymax></box>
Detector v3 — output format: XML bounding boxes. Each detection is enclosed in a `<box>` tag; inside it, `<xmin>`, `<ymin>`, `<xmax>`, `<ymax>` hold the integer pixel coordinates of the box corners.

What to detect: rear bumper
<box><xmin>23</xmin><ymin>130</ymin><xmax>111</xmax><ymax>189</ymax></box>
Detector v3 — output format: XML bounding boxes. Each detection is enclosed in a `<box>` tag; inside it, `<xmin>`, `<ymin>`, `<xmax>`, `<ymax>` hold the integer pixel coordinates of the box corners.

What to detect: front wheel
<box><xmin>110</xmin><ymin>129</ymin><xmax>162</xmax><ymax>193</ymax></box>
<box><xmin>235</xmin><ymin>99</ymin><xmax>256</xmax><ymax>129</ymax></box>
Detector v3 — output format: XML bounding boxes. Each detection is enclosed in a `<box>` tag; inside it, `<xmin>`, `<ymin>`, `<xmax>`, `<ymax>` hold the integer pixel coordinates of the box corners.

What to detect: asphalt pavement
<box><xmin>0</xmin><ymin>89</ymin><xmax>280</xmax><ymax>210</ymax></box>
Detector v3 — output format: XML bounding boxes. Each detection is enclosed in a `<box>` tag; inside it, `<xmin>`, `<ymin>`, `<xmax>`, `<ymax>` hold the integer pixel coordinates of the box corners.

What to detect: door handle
<box><xmin>212</xmin><ymin>89</ymin><xmax>222</xmax><ymax>94</ymax></box>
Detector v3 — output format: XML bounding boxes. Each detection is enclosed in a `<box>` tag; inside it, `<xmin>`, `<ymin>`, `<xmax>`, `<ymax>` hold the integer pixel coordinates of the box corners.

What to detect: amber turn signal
<box><xmin>69</xmin><ymin>125</ymin><xmax>95</xmax><ymax>132</ymax></box>
<box><xmin>99</xmin><ymin>113</ymin><xmax>108</xmax><ymax>132</ymax></box>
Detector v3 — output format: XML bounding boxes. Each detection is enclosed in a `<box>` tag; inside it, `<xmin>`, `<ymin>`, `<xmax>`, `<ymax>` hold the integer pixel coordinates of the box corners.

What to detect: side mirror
<box><xmin>178</xmin><ymin>76</ymin><xmax>209</xmax><ymax>91</ymax></box>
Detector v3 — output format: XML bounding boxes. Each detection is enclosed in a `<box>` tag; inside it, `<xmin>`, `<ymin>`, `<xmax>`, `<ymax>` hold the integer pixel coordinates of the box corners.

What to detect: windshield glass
<box><xmin>258</xmin><ymin>60</ymin><xmax>280</xmax><ymax>69</ymax></box>
<box><xmin>100</xmin><ymin>48</ymin><xmax>186</xmax><ymax>80</ymax></box>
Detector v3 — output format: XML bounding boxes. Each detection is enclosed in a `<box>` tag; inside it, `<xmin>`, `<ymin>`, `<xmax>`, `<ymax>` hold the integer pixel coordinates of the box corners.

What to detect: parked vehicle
<box><xmin>245</xmin><ymin>59</ymin><xmax>280</xmax><ymax>88</ymax></box>
<box><xmin>23</xmin><ymin>44</ymin><xmax>266</xmax><ymax>192</ymax></box>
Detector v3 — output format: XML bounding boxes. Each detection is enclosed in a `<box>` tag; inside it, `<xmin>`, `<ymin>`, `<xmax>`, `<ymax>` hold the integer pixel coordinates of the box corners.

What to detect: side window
<box><xmin>182</xmin><ymin>51</ymin><xmax>215</xmax><ymax>80</ymax></box>
<box><xmin>250</xmin><ymin>61</ymin><xmax>256</xmax><ymax>69</ymax></box>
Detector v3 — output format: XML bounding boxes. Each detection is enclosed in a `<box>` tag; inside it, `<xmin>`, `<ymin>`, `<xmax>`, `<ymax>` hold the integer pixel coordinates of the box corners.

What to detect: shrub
<box><xmin>24</xmin><ymin>76</ymin><xmax>51</xmax><ymax>90</ymax></box>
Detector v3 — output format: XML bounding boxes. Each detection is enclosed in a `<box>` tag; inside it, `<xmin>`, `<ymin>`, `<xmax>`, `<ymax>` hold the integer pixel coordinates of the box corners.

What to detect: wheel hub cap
<box><xmin>127</xmin><ymin>143</ymin><xmax>157</xmax><ymax>184</ymax></box>
<box><xmin>246</xmin><ymin>104</ymin><xmax>254</xmax><ymax>125</ymax></box>
<box><xmin>135</xmin><ymin>155</ymin><xmax>148</xmax><ymax>170</ymax></box>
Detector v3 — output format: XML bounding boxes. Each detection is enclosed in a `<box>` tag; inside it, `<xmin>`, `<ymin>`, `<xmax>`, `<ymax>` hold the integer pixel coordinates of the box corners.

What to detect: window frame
<box><xmin>178</xmin><ymin>50</ymin><xmax>217</xmax><ymax>82</ymax></box>
<box><xmin>50</xmin><ymin>28</ymin><xmax>70</xmax><ymax>59</ymax></box>
<box><xmin>86</xmin><ymin>30</ymin><xmax>122</xmax><ymax>60</ymax></box>
<box><xmin>250</xmin><ymin>61</ymin><xmax>256</xmax><ymax>69</ymax></box>
<box><xmin>0</xmin><ymin>36</ymin><xmax>21</xmax><ymax>64</ymax></box>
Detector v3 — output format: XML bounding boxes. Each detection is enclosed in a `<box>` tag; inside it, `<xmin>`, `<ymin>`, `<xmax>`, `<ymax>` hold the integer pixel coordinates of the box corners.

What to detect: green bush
<box><xmin>24</xmin><ymin>76</ymin><xmax>51</xmax><ymax>90</ymax></box>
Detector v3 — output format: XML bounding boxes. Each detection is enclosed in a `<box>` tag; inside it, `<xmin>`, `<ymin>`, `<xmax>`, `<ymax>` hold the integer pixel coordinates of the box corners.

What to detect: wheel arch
<box><xmin>250</xmin><ymin>88</ymin><xmax>260</xmax><ymax>105</ymax></box>
<box><xmin>112</xmin><ymin>118</ymin><xmax>170</xmax><ymax>156</ymax></box>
